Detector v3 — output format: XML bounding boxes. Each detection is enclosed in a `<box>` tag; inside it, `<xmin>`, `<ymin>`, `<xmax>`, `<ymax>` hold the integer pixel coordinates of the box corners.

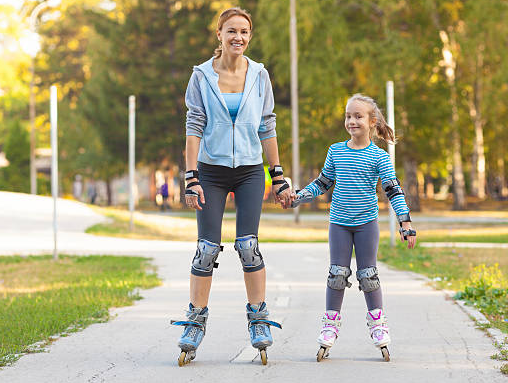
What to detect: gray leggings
<box><xmin>327</xmin><ymin>219</ymin><xmax>383</xmax><ymax>312</ymax></box>
<box><xmin>196</xmin><ymin>161</ymin><xmax>265</xmax><ymax>244</ymax></box>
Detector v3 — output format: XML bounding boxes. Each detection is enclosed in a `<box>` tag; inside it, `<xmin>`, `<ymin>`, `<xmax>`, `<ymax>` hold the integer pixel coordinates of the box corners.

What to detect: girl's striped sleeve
<box><xmin>304</xmin><ymin>146</ymin><xmax>335</xmax><ymax>197</ymax></box>
<box><xmin>377</xmin><ymin>151</ymin><xmax>409</xmax><ymax>216</ymax></box>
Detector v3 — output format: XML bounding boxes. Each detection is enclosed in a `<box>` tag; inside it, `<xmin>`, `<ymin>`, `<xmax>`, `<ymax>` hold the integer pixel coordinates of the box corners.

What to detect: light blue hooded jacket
<box><xmin>185</xmin><ymin>56</ymin><xmax>277</xmax><ymax>168</ymax></box>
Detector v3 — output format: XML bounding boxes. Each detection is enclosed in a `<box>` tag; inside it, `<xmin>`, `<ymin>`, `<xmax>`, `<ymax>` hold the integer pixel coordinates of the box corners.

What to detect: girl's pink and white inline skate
<box><xmin>316</xmin><ymin>310</ymin><xmax>341</xmax><ymax>362</ymax></box>
<box><xmin>367</xmin><ymin>308</ymin><xmax>391</xmax><ymax>361</ymax></box>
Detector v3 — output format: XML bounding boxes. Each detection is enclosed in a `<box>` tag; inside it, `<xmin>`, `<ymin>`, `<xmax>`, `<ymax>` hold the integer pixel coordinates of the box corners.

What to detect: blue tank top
<box><xmin>222</xmin><ymin>93</ymin><xmax>243</xmax><ymax>123</ymax></box>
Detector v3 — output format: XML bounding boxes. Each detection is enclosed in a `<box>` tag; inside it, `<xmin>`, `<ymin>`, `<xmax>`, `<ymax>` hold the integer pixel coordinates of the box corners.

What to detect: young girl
<box><xmin>291</xmin><ymin>94</ymin><xmax>417</xmax><ymax>362</ymax></box>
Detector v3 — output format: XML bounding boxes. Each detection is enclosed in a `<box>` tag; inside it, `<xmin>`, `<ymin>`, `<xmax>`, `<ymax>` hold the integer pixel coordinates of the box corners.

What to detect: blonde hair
<box><xmin>346</xmin><ymin>94</ymin><xmax>396</xmax><ymax>144</ymax></box>
<box><xmin>214</xmin><ymin>7</ymin><xmax>253</xmax><ymax>58</ymax></box>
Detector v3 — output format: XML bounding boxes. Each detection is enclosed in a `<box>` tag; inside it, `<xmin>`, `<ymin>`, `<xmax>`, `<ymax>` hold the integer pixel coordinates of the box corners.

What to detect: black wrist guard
<box><xmin>399</xmin><ymin>227</ymin><xmax>417</xmax><ymax>240</ymax></box>
<box><xmin>185</xmin><ymin>170</ymin><xmax>199</xmax><ymax>181</ymax></box>
<box><xmin>185</xmin><ymin>181</ymin><xmax>200</xmax><ymax>197</ymax></box>
<box><xmin>397</xmin><ymin>213</ymin><xmax>411</xmax><ymax>226</ymax></box>
<box><xmin>272</xmin><ymin>179</ymin><xmax>289</xmax><ymax>195</ymax></box>
<box><xmin>269</xmin><ymin>165</ymin><xmax>283</xmax><ymax>179</ymax></box>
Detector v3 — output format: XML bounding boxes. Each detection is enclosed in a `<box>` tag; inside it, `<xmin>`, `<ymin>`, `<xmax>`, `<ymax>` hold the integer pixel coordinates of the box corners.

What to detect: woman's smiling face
<box><xmin>217</xmin><ymin>15</ymin><xmax>251</xmax><ymax>57</ymax></box>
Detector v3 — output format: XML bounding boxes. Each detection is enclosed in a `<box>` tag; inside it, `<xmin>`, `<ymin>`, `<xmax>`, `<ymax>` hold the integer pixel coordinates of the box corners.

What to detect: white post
<box><xmin>28</xmin><ymin>0</ymin><xmax>62</xmax><ymax>195</ymax></box>
<box><xmin>129</xmin><ymin>95</ymin><xmax>136</xmax><ymax>232</ymax></box>
<box><xmin>290</xmin><ymin>0</ymin><xmax>300</xmax><ymax>223</ymax></box>
<box><xmin>50</xmin><ymin>85</ymin><xmax>58</xmax><ymax>260</ymax></box>
<box><xmin>386</xmin><ymin>81</ymin><xmax>396</xmax><ymax>247</ymax></box>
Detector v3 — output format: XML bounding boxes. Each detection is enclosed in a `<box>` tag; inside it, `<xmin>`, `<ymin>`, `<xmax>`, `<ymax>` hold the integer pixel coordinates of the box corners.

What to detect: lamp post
<box><xmin>28</xmin><ymin>0</ymin><xmax>61</xmax><ymax>195</ymax></box>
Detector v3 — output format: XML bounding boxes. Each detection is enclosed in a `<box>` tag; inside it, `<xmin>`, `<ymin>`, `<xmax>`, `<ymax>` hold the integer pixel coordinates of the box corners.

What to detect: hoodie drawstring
<box><xmin>259</xmin><ymin>72</ymin><xmax>261</xmax><ymax>97</ymax></box>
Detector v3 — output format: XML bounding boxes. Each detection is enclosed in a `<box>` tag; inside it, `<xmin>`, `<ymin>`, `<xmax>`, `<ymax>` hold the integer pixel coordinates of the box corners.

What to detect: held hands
<box><xmin>399</xmin><ymin>221</ymin><xmax>417</xmax><ymax>249</ymax></box>
<box><xmin>272</xmin><ymin>176</ymin><xmax>294</xmax><ymax>209</ymax></box>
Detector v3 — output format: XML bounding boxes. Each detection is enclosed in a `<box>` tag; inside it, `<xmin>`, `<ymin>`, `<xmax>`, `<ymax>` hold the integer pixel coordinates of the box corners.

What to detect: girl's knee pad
<box><xmin>327</xmin><ymin>265</ymin><xmax>352</xmax><ymax>290</ymax></box>
<box><xmin>234</xmin><ymin>235</ymin><xmax>265</xmax><ymax>272</ymax></box>
<box><xmin>356</xmin><ymin>266</ymin><xmax>380</xmax><ymax>292</ymax></box>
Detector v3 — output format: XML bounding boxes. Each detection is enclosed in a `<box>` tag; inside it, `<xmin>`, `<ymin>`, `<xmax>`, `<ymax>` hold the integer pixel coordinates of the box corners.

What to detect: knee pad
<box><xmin>234</xmin><ymin>235</ymin><xmax>265</xmax><ymax>272</ymax></box>
<box><xmin>356</xmin><ymin>266</ymin><xmax>380</xmax><ymax>292</ymax></box>
<box><xmin>327</xmin><ymin>265</ymin><xmax>352</xmax><ymax>290</ymax></box>
<box><xmin>191</xmin><ymin>239</ymin><xmax>223</xmax><ymax>277</ymax></box>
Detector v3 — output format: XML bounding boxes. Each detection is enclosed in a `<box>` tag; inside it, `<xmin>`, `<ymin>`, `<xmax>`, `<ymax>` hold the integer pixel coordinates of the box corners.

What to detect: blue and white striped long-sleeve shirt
<box><xmin>304</xmin><ymin>141</ymin><xmax>409</xmax><ymax>226</ymax></box>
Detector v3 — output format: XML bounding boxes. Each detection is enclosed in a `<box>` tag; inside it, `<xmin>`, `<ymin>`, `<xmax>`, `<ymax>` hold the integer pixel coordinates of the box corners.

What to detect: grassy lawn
<box><xmin>416</xmin><ymin>226</ymin><xmax>508</xmax><ymax>243</ymax></box>
<box><xmin>0</xmin><ymin>255</ymin><xmax>161</xmax><ymax>367</ymax></box>
<box><xmin>378</xmin><ymin>242</ymin><xmax>508</xmax><ymax>334</ymax></box>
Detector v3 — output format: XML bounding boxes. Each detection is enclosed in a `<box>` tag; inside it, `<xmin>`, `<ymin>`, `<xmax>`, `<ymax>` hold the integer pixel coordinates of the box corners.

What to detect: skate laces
<box><xmin>322</xmin><ymin>312</ymin><xmax>341</xmax><ymax>327</ymax></box>
<box><xmin>187</xmin><ymin>325</ymin><xmax>199</xmax><ymax>339</ymax></box>
<box><xmin>254</xmin><ymin>323</ymin><xmax>266</xmax><ymax>337</ymax></box>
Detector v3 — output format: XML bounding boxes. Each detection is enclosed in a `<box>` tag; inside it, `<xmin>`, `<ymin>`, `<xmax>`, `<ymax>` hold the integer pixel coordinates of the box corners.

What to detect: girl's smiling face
<box><xmin>345</xmin><ymin>100</ymin><xmax>375</xmax><ymax>139</ymax></box>
<box><xmin>217</xmin><ymin>15</ymin><xmax>251</xmax><ymax>57</ymax></box>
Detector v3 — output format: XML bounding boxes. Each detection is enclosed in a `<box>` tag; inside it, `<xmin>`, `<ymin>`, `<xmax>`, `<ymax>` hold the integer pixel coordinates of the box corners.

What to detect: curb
<box><xmin>386</xmin><ymin>263</ymin><xmax>508</xmax><ymax>357</ymax></box>
<box><xmin>442</xmin><ymin>289</ymin><xmax>508</xmax><ymax>354</ymax></box>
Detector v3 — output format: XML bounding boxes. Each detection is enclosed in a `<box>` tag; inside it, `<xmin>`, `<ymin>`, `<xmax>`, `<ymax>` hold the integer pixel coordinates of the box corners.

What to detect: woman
<box><xmin>172</xmin><ymin>7</ymin><xmax>292</xmax><ymax>366</ymax></box>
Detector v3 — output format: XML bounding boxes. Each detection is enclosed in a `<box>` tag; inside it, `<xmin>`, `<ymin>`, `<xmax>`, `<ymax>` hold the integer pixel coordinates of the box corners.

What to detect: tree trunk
<box><xmin>498</xmin><ymin>154</ymin><xmax>508</xmax><ymax>198</ymax></box>
<box><xmin>178</xmin><ymin>151</ymin><xmax>186</xmax><ymax>206</ymax></box>
<box><xmin>469</xmin><ymin>44</ymin><xmax>486</xmax><ymax>199</ymax></box>
<box><xmin>450</xmin><ymin>82</ymin><xmax>467</xmax><ymax>210</ymax></box>
<box><xmin>424</xmin><ymin>174</ymin><xmax>434</xmax><ymax>199</ymax></box>
<box><xmin>106</xmin><ymin>177</ymin><xmax>112</xmax><ymax>206</ymax></box>
<box><xmin>403</xmin><ymin>158</ymin><xmax>420</xmax><ymax>211</ymax></box>
<box><xmin>437</xmin><ymin>29</ymin><xmax>467</xmax><ymax>209</ymax></box>
<box><xmin>451</xmin><ymin>129</ymin><xmax>467</xmax><ymax>209</ymax></box>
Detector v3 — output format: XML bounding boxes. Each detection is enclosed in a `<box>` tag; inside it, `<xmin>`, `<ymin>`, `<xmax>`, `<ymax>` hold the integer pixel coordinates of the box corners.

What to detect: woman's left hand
<box><xmin>272</xmin><ymin>178</ymin><xmax>292</xmax><ymax>209</ymax></box>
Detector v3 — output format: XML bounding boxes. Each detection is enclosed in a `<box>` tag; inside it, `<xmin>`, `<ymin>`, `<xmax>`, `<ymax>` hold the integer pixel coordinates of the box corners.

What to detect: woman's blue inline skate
<box><xmin>171</xmin><ymin>303</ymin><xmax>208</xmax><ymax>366</ymax></box>
<box><xmin>246</xmin><ymin>302</ymin><xmax>282</xmax><ymax>365</ymax></box>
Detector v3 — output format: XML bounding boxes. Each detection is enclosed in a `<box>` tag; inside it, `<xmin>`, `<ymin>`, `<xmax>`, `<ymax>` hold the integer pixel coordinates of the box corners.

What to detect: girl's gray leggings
<box><xmin>327</xmin><ymin>219</ymin><xmax>383</xmax><ymax>312</ymax></box>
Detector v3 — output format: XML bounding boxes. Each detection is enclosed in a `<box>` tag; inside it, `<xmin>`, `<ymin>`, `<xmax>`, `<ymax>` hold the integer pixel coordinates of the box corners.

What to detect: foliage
<box><xmin>2</xmin><ymin>0</ymin><xmax>508</xmax><ymax>202</ymax></box>
<box><xmin>378</xmin><ymin>242</ymin><xmax>508</xmax><ymax>334</ymax></box>
<box><xmin>454</xmin><ymin>264</ymin><xmax>508</xmax><ymax>318</ymax></box>
<box><xmin>0</xmin><ymin>120</ymin><xmax>30</xmax><ymax>193</ymax></box>
<box><xmin>0</xmin><ymin>254</ymin><xmax>161</xmax><ymax>367</ymax></box>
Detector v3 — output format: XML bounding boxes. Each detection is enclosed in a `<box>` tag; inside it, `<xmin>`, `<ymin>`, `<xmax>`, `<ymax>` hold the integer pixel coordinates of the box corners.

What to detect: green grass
<box><xmin>378</xmin><ymin>242</ymin><xmax>508</xmax><ymax>334</ymax></box>
<box><xmin>420</xmin><ymin>233</ymin><xmax>508</xmax><ymax>243</ymax></box>
<box><xmin>0</xmin><ymin>255</ymin><xmax>161</xmax><ymax>367</ymax></box>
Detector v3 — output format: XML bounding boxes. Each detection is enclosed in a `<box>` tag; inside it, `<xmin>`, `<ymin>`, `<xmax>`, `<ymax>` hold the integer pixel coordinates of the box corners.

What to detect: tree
<box><xmin>0</xmin><ymin>120</ymin><xmax>30</xmax><ymax>192</ymax></box>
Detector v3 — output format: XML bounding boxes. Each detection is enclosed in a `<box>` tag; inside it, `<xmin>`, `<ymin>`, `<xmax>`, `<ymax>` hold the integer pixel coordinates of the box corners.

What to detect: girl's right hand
<box><xmin>400</xmin><ymin>222</ymin><xmax>417</xmax><ymax>249</ymax></box>
<box><xmin>185</xmin><ymin>183</ymin><xmax>205</xmax><ymax>210</ymax></box>
<box><xmin>280</xmin><ymin>191</ymin><xmax>296</xmax><ymax>209</ymax></box>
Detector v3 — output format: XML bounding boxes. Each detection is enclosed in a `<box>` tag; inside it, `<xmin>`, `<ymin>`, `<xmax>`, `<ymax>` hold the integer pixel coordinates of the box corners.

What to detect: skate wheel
<box><xmin>178</xmin><ymin>351</ymin><xmax>187</xmax><ymax>367</ymax></box>
<box><xmin>381</xmin><ymin>346</ymin><xmax>390</xmax><ymax>362</ymax></box>
<box><xmin>317</xmin><ymin>346</ymin><xmax>327</xmax><ymax>362</ymax></box>
<box><xmin>260</xmin><ymin>349</ymin><xmax>267</xmax><ymax>365</ymax></box>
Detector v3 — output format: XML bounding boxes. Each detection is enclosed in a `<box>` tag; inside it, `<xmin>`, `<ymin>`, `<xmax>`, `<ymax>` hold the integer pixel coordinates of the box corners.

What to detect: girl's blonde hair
<box><xmin>214</xmin><ymin>7</ymin><xmax>253</xmax><ymax>58</ymax></box>
<box><xmin>346</xmin><ymin>94</ymin><xmax>396</xmax><ymax>144</ymax></box>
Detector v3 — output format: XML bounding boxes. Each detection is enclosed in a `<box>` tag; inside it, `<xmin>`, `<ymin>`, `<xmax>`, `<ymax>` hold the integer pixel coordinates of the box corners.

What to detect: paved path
<box><xmin>0</xmin><ymin>192</ymin><xmax>504</xmax><ymax>382</ymax></box>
